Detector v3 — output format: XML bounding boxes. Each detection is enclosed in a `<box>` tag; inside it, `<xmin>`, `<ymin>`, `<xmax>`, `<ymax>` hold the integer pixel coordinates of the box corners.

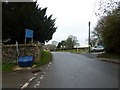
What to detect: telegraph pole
<box><xmin>88</xmin><ymin>21</ymin><xmax>91</xmax><ymax>52</ymax></box>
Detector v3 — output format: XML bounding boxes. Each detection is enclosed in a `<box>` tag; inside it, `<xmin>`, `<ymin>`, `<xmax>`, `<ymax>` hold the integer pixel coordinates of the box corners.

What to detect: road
<box><xmin>28</xmin><ymin>52</ymin><xmax>119</xmax><ymax>88</ymax></box>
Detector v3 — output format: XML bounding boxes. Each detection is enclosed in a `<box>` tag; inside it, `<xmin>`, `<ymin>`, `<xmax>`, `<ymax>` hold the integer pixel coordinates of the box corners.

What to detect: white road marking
<box><xmin>21</xmin><ymin>60</ymin><xmax>52</xmax><ymax>89</ymax></box>
<box><xmin>43</xmin><ymin>72</ymin><xmax>45</xmax><ymax>74</ymax></box>
<box><xmin>29</xmin><ymin>76</ymin><xmax>36</xmax><ymax>82</ymax></box>
<box><xmin>36</xmin><ymin>83</ymin><xmax>39</xmax><ymax>86</ymax></box>
<box><xmin>34</xmin><ymin>85</ymin><xmax>37</xmax><ymax>88</ymax></box>
<box><xmin>48</xmin><ymin>65</ymin><xmax>50</xmax><ymax>67</ymax></box>
<box><xmin>35</xmin><ymin>73</ymin><xmax>38</xmax><ymax>76</ymax></box>
<box><xmin>40</xmin><ymin>76</ymin><xmax>43</xmax><ymax>80</ymax></box>
<box><xmin>34</xmin><ymin>81</ymin><xmax>41</xmax><ymax>88</ymax></box>
<box><xmin>21</xmin><ymin>82</ymin><xmax>29</xmax><ymax>89</ymax></box>
<box><xmin>37</xmin><ymin>81</ymin><xmax>40</xmax><ymax>84</ymax></box>
<box><xmin>41</xmin><ymin>75</ymin><xmax>44</xmax><ymax>77</ymax></box>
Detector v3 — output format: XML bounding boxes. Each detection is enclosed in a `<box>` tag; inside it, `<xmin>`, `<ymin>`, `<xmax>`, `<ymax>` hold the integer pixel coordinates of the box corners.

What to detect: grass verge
<box><xmin>54</xmin><ymin>49</ymin><xmax>86</xmax><ymax>53</ymax></box>
<box><xmin>2</xmin><ymin>63</ymin><xmax>17</xmax><ymax>72</ymax></box>
<box><xmin>97</xmin><ymin>53</ymin><xmax>120</xmax><ymax>59</ymax></box>
<box><xmin>36</xmin><ymin>50</ymin><xmax>52</xmax><ymax>67</ymax></box>
<box><xmin>2</xmin><ymin>50</ymin><xmax>52</xmax><ymax>71</ymax></box>
<box><xmin>71</xmin><ymin>49</ymin><xmax>86</xmax><ymax>53</ymax></box>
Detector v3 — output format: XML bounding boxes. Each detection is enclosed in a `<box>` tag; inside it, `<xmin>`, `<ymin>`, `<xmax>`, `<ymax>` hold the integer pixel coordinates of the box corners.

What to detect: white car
<box><xmin>91</xmin><ymin>45</ymin><xmax>104</xmax><ymax>52</ymax></box>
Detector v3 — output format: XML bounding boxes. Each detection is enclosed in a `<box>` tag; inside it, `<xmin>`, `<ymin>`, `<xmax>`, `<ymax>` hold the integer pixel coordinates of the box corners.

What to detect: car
<box><xmin>91</xmin><ymin>45</ymin><xmax>104</xmax><ymax>52</ymax></box>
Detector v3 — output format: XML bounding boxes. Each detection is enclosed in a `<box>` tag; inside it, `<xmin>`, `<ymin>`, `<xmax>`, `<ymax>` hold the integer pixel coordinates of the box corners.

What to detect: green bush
<box><xmin>37</xmin><ymin>50</ymin><xmax>52</xmax><ymax>66</ymax></box>
<box><xmin>103</xmin><ymin>10</ymin><xmax>120</xmax><ymax>53</ymax></box>
<box><xmin>2</xmin><ymin>63</ymin><xmax>17</xmax><ymax>72</ymax></box>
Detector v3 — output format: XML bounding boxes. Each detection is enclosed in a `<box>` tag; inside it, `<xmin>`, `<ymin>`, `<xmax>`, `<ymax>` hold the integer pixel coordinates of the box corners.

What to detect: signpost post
<box><xmin>16</xmin><ymin>41</ymin><xmax>19</xmax><ymax>64</ymax></box>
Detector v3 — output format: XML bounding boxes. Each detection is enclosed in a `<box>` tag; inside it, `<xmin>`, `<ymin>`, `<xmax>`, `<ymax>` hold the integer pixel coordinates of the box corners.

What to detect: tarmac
<box><xmin>2</xmin><ymin>52</ymin><xmax>120</xmax><ymax>88</ymax></box>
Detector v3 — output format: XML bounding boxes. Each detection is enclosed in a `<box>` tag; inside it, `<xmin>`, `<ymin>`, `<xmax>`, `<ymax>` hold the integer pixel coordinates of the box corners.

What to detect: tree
<box><xmin>57</xmin><ymin>42</ymin><xmax>62</xmax><ymax>49</ymax></box>
<box><xmin>44</xmin><ymin>44</ymin><xmax>56</xmax><ymax>51</ymax></box>
<box><xmin>90</xmin><ymin>37</ymin><xmax>98</xmax><ymax>47</ymax></box>
<box><xmin>56</xmin><ymin>35</ymin><xmax>79</xmax><ymax>50</ymax></box>
<box><xmin>2</xmin><ymin>2</ymin><xmax>57</xmax><ymax>44</ymax></box>
<box><xmin>66</xmin><ymin>35</ymin><xmax>78</xmax><ymax>49</ymax></box>
<box><xmin>103</xmin><ymin>7</ymin><xmax>120</xmax><ymax>53</ymax></box>
<box><xmin>92</xmin><ymin>2</ymin><xmax>120</xmax><ymax>53</ymax></box>
<box><xmin>56</xmin><ymin>40</ymin><xmax>66</xmax><ymax>49</ymax></box>
<box><xmin>61</xmin><ymin>40</ymin><xmax>66</xmax><ymax>49</ymax></box>
<box><xmin>91</xmin><ymin>16</ymin><xmax>105</xmax><ymax>46</ymax></box>
<box><xmin>65</xmin><ymin>37</ymin><xmax>74</xmax><ymax>49</ymax></box>
<box><xmin>62</xmin><ymin>35</ymin><xmax>78</xmax><ymax>49</ymax></box>
<box><xmin>95</xmin><ymin>0</ymin><xmax>119</xmax><ymax>16</ymax></box>
<box><xmin>52</xmin><ymin>41</ymin><xmax>58</xmax><ymax>47</ymax></box>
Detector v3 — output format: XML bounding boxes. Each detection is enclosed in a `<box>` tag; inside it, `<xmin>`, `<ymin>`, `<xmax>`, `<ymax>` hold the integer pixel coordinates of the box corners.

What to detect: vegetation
<box><xmin>0</xmin><ymin>63</ymin><xmax>2</xmax><ymax>72</ymax></box>
<box><xmin>44</xmin><ymin>44</ymin><xmax>56</xmax><ymax>51</ymax></box>
<box><xmin>91</xmin><ymin>1</ymin><xmax>120</xmax><ymax>53</ymax></box>
<box><xmin>95</xmin><ymin>0</ymin><xmax>119</xmax><ymax>17</ymax></box>
<box><xmin>36</xmin><ymin>50</ymin><xmax>52</xmax><ymax>66</ymax></box>
<box><xmin>2</xmin><ymin>2</ymin><xmax>57</xmax><ymax>44</ymax></box>
<box><xmin>97</xmin><ymin>53</ymin><xmax>120</xmax><ymax>59</ymax></box>
<box><xmin>2</xmin><ymin>63</ymin><xmax>17</xmax><ymax>72</ymax></box>
<box><xmin>2</xmin><ymin>50</ymin><xmax>52</xmax><ymax>71</ymax></box>
<box><xmin>57</xmin><ymin>35</ymin><xmax>79</xmax><ymax>50</ymax></box>
<box><xmin>55</xmin><ymin>49</ymin><xmax>86</xmax><ymax>53</ymax></box>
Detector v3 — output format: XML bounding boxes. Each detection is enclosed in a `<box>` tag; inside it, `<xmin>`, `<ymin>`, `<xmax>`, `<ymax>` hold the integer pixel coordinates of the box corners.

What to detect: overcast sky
<box><xmin>37</xmin><ymin>0</ymin><xmax>99</xmax><ymax>46</ymax></box>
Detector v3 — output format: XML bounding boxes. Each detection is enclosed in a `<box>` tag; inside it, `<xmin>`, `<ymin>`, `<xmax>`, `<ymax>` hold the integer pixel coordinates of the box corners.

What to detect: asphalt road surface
<box><xmin>29</xmin><ymin>52</ymin><xmax>119</xmax><ymax>88</ymax></box>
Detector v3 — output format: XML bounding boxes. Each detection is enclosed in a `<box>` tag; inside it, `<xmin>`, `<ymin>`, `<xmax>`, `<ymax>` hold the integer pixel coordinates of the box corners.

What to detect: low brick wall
<box><xmin>2</xmin><ymin>44</ymin><xmax>42</xmax><ymax>63</ymax></box>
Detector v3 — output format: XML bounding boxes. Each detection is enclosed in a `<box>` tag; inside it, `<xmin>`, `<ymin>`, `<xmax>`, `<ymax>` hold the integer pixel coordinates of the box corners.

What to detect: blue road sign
<box><xmin>25</xmin><ymin>29</ymin><xmax>33</xmax><ymax>38</ymax></box>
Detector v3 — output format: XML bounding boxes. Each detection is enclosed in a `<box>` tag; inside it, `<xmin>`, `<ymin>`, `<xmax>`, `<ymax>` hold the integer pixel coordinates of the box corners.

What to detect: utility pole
<box><xmin>88</xmin><ymin>21</ymin><xmax>91</xmax><ymax>52</ymax></box>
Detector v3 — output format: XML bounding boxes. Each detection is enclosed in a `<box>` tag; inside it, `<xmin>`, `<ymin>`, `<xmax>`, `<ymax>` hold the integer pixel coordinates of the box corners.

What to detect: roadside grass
<box><xmin>2</xmin><ymin>50</ymin><xmax>52</xmax><ymax>71</ymax></box>
<box><xmin>54</xmin><ymin>49</ymin><xmax>86</xmax><ymax>53</ymax></box>
<box><xmin>71</xmin><ymin>49</ymin><xmax>86</xmax><ymax>53</ymax></box>
<box><xmin>36</xmin><ymin>50</ymin><xmax>52</xmax><ymax>67</ymax></box>
<box><xmin>0</xmin><ymin>63</ymin><xmax>2</xmax><ymax>72</ymax></box>
<box><xmin>2</xmin><ymin>63</ymin><xmax>17</xmax><ymax>72</ymax></box>
<box><xmin>97</xmin><ymin>53</ymin><xmax>120</xmax><ymax>59</ymax></box>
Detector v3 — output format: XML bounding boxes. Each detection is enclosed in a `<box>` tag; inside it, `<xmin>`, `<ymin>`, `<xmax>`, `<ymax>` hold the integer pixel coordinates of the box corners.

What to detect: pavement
<box><xmin>2</xmin><ymin>69</ymin><xmax>34</xmax><ymax>88</ymax></box>
<box><xmin>28</xmin><ymin>52</ymin><xmax>119</xmax><ymax>88</ymax></box>
<box><xmin>81</xmin><ymin>52</ymin><xmax>120</xmax><ymax>64</ymax></box>
<box><xmin>2</xmin><ymin>64</ymin><xmax>48</xmax><ymax>88</ymax></box>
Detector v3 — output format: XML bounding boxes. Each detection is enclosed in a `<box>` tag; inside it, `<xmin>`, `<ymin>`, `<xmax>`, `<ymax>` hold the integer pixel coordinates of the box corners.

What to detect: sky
<box><xmin>37</xmin><ymin>0</ymin><xmax>99</xmax><ymax>46</ymax></box>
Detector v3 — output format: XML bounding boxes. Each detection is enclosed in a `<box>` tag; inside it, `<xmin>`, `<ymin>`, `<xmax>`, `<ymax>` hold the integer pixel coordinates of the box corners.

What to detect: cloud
<box><xmin>37</xmin><ymin>0</ymin><xmax>97</xmax><ymax>46</ymax></box>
